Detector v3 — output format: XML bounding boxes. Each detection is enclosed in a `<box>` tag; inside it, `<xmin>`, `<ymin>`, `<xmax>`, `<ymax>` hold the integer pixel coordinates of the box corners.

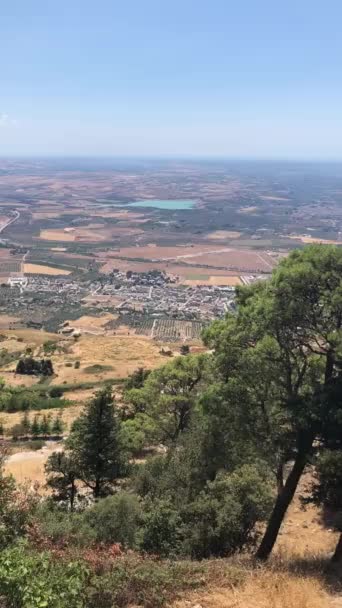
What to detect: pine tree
<box><xmin>40</xmin><ymin>415</ymin><xmax>50</xmax><ymax>436</ymax></box>
<box><xmin>68</xmin><ymin>387</ymin><xmax>127</xmax><ymax>498</ymax></box>
<box><xmin>31</xmin><ymin>415</ymin><xmax>40</xmax><ymax>437</ymax></box>
<box><xmin>21</xmin><ymin>411</ymin><xmax>30</xmax><ymax>435</ymax></box>
<box><xmin>51</xmin><ymin>415</ymin><xmax>63</xmax><ymax>435</ymax></box>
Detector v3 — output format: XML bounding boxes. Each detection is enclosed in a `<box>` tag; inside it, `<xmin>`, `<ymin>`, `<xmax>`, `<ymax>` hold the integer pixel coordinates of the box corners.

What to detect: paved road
<box><xmin>0</xmin><ymin>210</ymin><xmax>20</xmax><ymax>234</ymax></box>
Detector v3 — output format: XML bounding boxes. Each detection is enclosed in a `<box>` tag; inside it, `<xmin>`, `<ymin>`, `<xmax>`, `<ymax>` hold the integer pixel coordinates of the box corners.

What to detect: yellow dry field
<box><xmin>206</xmin><ymin>230</ymin><xmax>242</xmax><ymax>240</ymax></box>
<box><xmin>5</xmin><ymin>453</ymin><xmax>50</xmax><ymax>485</ymax></box>
<box><xmin>0</xmin><ymin>371</ymin><xmax>39</xmax><ymax>387</ymax></box>
<box><xmin>23</xmin><ymin>263</ymin><xmax>71</xmax><ymax>275</ymax></box>
<box><xmin>50</xmin><ymin>334</ymin><xmax>168</xmax><ymax>384</ymax></box>
<box><xmin>38</xmin><ymin>224</ymin><xmax>143</xmax><ymax>243</ymax></box>
<box><xmin>0</xmin><ymin>328</ymin><xmax>170</xmax><ymax>390</ymax></box>
<box><xmin>184</xmin><ymin>275</ymin><xmax>242</xmax><ymax>286</ymax></box>
<box><xmin>66</xmin><ymin>312</ymin><xmax>117</xmax><ymax>331</ymax></box>
<box><xmin>38</xmin><ymin>229</ymin><xmax>76</xmax><ymax>242</ymax></box>
<box><xmin>82</xmin><ymin>294</ymin><xmax>124</xmax><ymax>308</ymax></box>
<box><xmin>64</xmin><ymin>388</ymin><xmax>95</xmax><ymax>403</ymax></box>
<box><xmin>0</xmin><ymin>328</ymin><xmax>60</xmax><ymax>347</ymax></box>
<box><xmin>289</xmin><ymin>235</ymin><xmax>341</xmax><ymax>245</ymax></box>
<box><xmin>32</xmin><ymin>212</ymin><xmax>61</xmax><ymax>219</ymax></box>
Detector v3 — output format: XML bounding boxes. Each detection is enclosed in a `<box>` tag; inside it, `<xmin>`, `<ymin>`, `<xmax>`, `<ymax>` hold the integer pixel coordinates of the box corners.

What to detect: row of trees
<box><xmin>11</xmin><ymin>412</ymin><xmax>64</xmax><ymax>438</ymax></box>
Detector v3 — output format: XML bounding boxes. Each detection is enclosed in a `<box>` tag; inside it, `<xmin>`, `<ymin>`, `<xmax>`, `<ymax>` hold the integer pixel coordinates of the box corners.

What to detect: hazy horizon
<box><xmin>1</xmin><ymin>0</ymin><xmax>342</xmax><ymax>159</ymax></box>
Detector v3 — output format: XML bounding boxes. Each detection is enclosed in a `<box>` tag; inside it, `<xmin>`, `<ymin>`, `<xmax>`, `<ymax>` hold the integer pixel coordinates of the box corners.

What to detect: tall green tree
<box><xmin>204</xmin><ymin>245</ymin><xmax>342</xmax><ymax>560</ymax></box>
<box><xmin>67</xmin><ymin>387</ymin><xmax>127</xmax><ymax>498</ymax></box>
<box><xmin>127</xmin><ymin>355</ymin><xmax>209</xmax><ymax>442</ymax></box>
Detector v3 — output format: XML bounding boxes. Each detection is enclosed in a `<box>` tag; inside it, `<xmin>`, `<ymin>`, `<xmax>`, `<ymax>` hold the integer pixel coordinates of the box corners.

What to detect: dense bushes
<box><xmin>84</xmin><ymin>493</ymin><xmax>141</xmax><ymax>547</ymax></box>
<box><xmin>16</xmin><ymin>357</ymin><xmax>54</xmax><ymax>376</ymax></box>
<box><xmin>0</xmin><ymin>544</ymin><xmax>87</xmax><ymax>608</ymax></box>
<box><xmin>0</xmin><ymin>542</ymin><xmax>246</xmax><ymax>608</ymax></box>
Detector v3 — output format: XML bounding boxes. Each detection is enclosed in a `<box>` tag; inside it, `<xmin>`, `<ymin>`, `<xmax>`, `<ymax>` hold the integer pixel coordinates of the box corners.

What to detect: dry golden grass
<box><xmin>172</xmin><ymin>470</ymin><xmax>341</xmax><ymax>608</ymax></box>
<box><xmin>289</xmin><ymin>235</ymin><xmax>341</xmax><ymax>245</ymax></box>
<box><xmin>0</xmin><ymin>328</ymin><xmax>60</xmax><ymax>346</ymax></box>
<box><xmin>180</xmin><ymin>571</ymin><xmax>330</xmax><ymax>608</ymax></box>
<box><xmin>23</xmin><ymin>263</ymin><xmax>71</xmax><ymax>275</ymax></box>
<box><xmin>50</xmin><ymin>334</ymin><xmax>169</xmax><ymax>385</ymax></box>
<box><xmin>184</xmin><ymin>276</ymin><xmax>242</xmax><ymax>286</ymax></box>
<box><xmin>0</xmin><ymin>371</ymin><xmax>39</xmax><ymax>387</ymax></box>
<box><xmin>38</xmin><ymin>229</ymin><xmax>76</xmax><ymax>241</ymax></box>
<box><xmin>5</xmin><ymin>456</ymin><xmax>48</xmax><ymax>485</ymax></box>
<box><xmin>66</xmin><ymin>313</ymin><xmax>117</xmax><ymax>331</ymax></box>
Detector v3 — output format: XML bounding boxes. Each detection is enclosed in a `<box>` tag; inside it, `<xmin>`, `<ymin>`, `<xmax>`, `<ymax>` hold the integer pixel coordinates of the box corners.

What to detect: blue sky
<box><xmin>1</xmin><ymin>0</ymin><xmax>342</xmax><ymax>158</ymax></box>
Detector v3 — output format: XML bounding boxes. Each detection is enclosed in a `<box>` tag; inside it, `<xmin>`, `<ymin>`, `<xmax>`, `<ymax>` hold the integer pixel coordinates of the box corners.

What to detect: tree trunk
<box><xmin>70</xmin><ymin>479</ymin><xmax>76</xmax><ymax>512</ymax></box>
<box><xmin>332</xmin><ymin>533</ymin><xmax>342</xmax><ymax>563</ymax></box>
<box><xmin>94</xmin><ymin>477</ymin><xmax>101</xmax><ymax>499</ymax></box>
<box><xmin>276</xmin><ymin>461</ymin><xmax>284</xmax><ymax>496</ymax></box>
<box><xmin>256</xmin><ymin>435</ymin><xmax>313</xmax><ymax>560</ymax></box>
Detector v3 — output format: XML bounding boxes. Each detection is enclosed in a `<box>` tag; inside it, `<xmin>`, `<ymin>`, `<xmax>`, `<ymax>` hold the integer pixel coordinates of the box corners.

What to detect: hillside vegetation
<box><xmin>1</xmin><ymin>244</ymin><xmax>342</xmax><ymax>607</ymax></box>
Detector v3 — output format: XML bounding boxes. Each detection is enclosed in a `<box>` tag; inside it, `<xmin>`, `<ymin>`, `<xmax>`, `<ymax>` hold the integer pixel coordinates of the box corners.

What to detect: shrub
<box><xmin>0</xmin><ymin>454</ymin><xmax>35</xmax><ymax>548</ymax></box>
<box><xmin>49</xmin><ymin>386</ymin><xmax>64</xmax><ymax>398</ymax></box>
<box><xmin>86</xmin><ymin>554</ymin><xmax>213</xmax><ymax>608</ymax></box>
<box><xmin>180</xmin><ymin>344</ymin><xmax>190</xmax><ymax>355</ymax></box>
<box><xmin>74</xmin><ymin>360</ymin><xmax>80</xmax><ymax>369</ymax></box>
<box><xmin>36</xmin><ymin>505</ymin><xmax>95</xmax><ymax>547</ymax></box>
<box><xmin>83</xmin><ymin>364</ymin><xmax>114</xmax><ymax>374</ymax></box>
<box><xmin>84</xmin><ymin>493</ymin><xmax>141</xmax><ymax>548</ymax></box>
<box><xmin>10</xmin><ymin>422</ymin><xmax>27</xmax><ymax>440</ymax></box>
<box><xmin>180</xmin><ymin>466</ymin><xmax>273</xmax><ymax>558</ymax></box>
<box><xmin>43</xmin><ymin>340</ymin><xmax>58</xmax><ymax>355</ymax></box>
<box><xmin>140</xmin><ymin>499</ymin><xmax>183</xmax><ymax>557</ymax></box>
<box><xmin>26</xmin><ymin>440</ymin><xmax>45</xmax><ymax>451</ymax></box>
<box><xmin>0</xmin><ymin>543</ymin><xmax>88</xmax><ymax>608</ymax></box>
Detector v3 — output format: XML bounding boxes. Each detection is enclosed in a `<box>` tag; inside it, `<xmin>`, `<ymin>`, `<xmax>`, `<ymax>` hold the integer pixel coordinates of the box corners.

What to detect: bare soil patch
<box><xmin>0</xmin><ymin>314</ymin><xmax>21</xmax><ymax>328</ymax></box>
